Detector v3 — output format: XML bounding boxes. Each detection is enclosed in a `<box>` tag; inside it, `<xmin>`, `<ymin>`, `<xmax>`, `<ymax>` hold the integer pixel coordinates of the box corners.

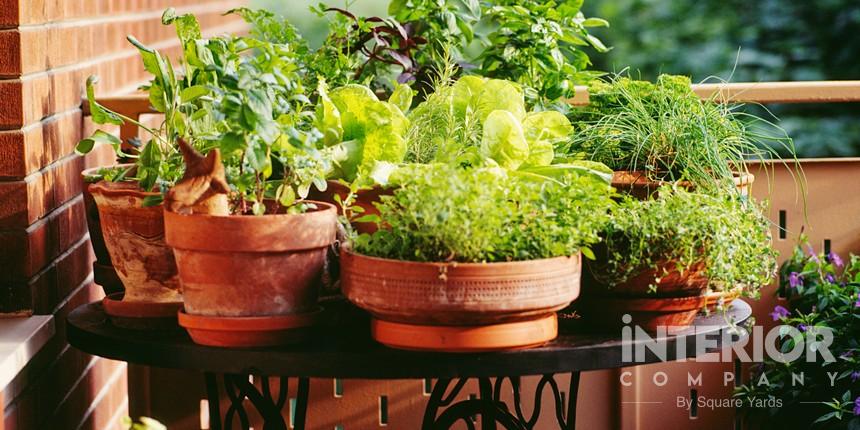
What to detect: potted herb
<box><xmin>76</xmin><ymin>24</ymin><xmax>193</xmax><ymax>326</ymax></box>
<box><xmin>340</xmin><ymin>165</ymin><xmax>614</xmax><ymax>352</ymax></box>
<box><xmin>161</xmin><ymin>15</ymin><xmax>337</xmax><ymax>348</ymax></box>
<box><xmin>559</xmin><ymin>74</ymin><xmax>795</xmax><ymax>197</ymax></box>
<box><xmin>737</xmin><ymin>240</ymin><xmax>860</xmax><ymax>429</ymax></box>
<box><xmin>577</xmin><ymin>187</ymin><xmax>776</xmax><ymax>331</ymax></box>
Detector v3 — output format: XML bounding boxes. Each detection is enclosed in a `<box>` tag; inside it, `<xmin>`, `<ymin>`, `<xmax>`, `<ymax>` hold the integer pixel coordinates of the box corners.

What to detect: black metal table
<box><xmin>67</xmin><ymin>298</ymin><xmax>751</xmax><ymax>430</ymax></box>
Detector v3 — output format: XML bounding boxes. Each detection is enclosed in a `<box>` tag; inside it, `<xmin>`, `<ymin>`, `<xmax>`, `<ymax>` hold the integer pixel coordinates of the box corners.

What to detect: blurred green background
<box><xmin>251</xmin><ymin>0</ymin><xmax>860</xmax><ymax>157</ymax></box>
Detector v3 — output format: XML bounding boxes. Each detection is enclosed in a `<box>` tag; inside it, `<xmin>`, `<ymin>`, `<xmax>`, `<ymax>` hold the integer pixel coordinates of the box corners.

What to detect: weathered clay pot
<box><xmin>81</xmin><ymin>167</ymin><xmax>124</xmax><ymax>295</ymax></box>
<box><xmin>164</xmin><ymin>201</ymin><xmax>338</xmax><ymax>318</ymax></box>
<box><xmin>307</xmin><ymin>180</ymin><xmax>391</xmax><ymax>234</ymax></box>
<box><xmin>341</xmin><ymin>250</ymin><xmax>582</xmax><ymax>325</ymax></box>
<box><xmin>89</xmin><ymin>180</ymin><xmax>180</xmax><ymax>303</ymax></box>
<box><xmin>612</xmin><ymin>170</ymin><xmax>754</xmax><ymax>199</ymax></box>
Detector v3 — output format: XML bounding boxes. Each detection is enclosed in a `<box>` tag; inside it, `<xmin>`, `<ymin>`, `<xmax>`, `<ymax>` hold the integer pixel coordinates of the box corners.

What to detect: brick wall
<box><xmin>0</xmin><ymin>1</ymin><xmax>243</xmax><ymax>429</ymax></box>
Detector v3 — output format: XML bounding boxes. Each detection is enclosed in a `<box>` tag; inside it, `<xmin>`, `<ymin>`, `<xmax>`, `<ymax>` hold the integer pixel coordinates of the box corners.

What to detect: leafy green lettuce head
<box><xmin>480</xmin><ymin>110</ymin><xmax>529</xmax><ymax>170</ymax></box>
<box><xmin>323</xmin><ymin>84</ymin><xmax>410</xmax><ymax>182</ymax></box>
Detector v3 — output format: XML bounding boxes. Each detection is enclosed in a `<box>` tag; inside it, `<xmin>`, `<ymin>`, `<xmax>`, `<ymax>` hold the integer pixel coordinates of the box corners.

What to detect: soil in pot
<box><xmin>81</xmin><ymin>167</ymin><xmax>123</xmax><ymax>295</ymax></box>
<box><xmin>165</xmin><ymin>201</ymin><xmax>338</xmax><ymax>348</ymax></box>
<box><xmin>89</xmin><ymin>180</ymin><xmax>181</xmax><ymax>311</ymax></box>
<box><xmin>340</xmin><ymin>249</ymin><xmax>582</xmax><ymax>352</ymax></box>
<box><xmin>611</xmin><ymin>170</ymin><xmax>754</xmax><ymax>200</ymax></box>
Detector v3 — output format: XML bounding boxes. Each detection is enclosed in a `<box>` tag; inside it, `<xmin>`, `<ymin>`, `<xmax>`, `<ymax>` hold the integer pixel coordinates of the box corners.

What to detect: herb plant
<box><xmin>477</xmin><ymin>0</ymin><xmax>609</xmax><ymax>106</ymax></box>
<box><xmin>560</xmin><ymin>74</ymin><xmax>796</xmax><ymax>193</ymax></box>
<box><xmin>352</xmin><ymin>165</ymin><xmax>614</xmax><ymax>263</ymax></box>
<box><xmin>589</xmin><ymin>187</ymin><xmax>776</xmax><ymax>295</ymax></box>
<box><xmin>736</xmin><ymin>240</ymin><xmax>860</xmax><ymax>429</ymax></box>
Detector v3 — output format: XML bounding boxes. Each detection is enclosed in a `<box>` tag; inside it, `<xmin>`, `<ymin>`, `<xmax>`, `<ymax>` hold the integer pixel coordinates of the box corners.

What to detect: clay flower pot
<box><xmin>81</xmin><ymin>167</ymin><xmax>123</xmax><ymax>295</ymax></box>
<box><xmin>164</xmin><ymin>201</ymin><xmax>337</xmax><ymax>347</ymax></box>
<box><xmin>611</xmin><ymin>170</ymin><xmax>754</xmax><ymax>200</ymax></box>
<box><xmin>89</xmin><ymin>180</ymin><xmax>181</xmax><ymax>303</ymax></box>
<box><xmin>576</xmin><ymin>259</ymin><xmax>710</xmax><ymax>332</ymax></box>
<box><xmin>577</xmin><ymin>295</ymin><xmax>707</xmax><ymax>332</ymax></box>
<box><xmin>307</xmin><ymin>180</ymin><xmax>392</xmax><ymax>234</ymax></box>
<box><xmin>340</xmin><ymin>249</ymin><xmax>582</xmax><ymax>352</ymax></box>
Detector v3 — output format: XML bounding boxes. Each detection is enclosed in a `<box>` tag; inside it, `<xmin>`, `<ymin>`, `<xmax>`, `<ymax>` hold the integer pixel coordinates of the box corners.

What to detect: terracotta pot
<box><xmin>307</xmin><ymin>180</ymin><xmax>392</xmax><ymax>234</ymax></box>
<box><xmin>611</xmin><ymin>170</ymin><xmax>754</xmax><ymax>199</ymax></box>
<box><xmin>81</xmin><ymin>167</ymin><xmax>123</xmax><ymax>295</ymax></box>
<box><xmin>341</xmin><ymin>250</ymin><xmax>582</xmax><ymax>325</ymax></box>
<box><xmin>89</xmin><ymin>180</ymin><xmax>181</xmax><ymax>303</ymax></box>
<box><xmin>164</xmin><ymin>201</ymin><xmax>338</xmax><ymax>318</ymax></box>
<box><xmin>584</xmin><ymin>260</ymin><xmax>709</xmax><ymax>298</ymax></box>
<box><xmin>576</xmin><ymin>295</ymin><xmax>706</xmax><ymax>332</ymax></box>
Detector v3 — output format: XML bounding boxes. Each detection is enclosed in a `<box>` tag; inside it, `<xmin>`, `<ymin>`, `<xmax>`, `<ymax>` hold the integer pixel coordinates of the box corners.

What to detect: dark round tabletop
<box><xmin>67</xmin><ymin>298</ymin><xmax>751</xmax><ymax>379</ymax></box>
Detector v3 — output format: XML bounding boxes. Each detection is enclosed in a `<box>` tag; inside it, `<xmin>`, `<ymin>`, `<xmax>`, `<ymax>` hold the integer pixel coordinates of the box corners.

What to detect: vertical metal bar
<box><xmin>478</xmin><ymin>378</ymin><xmax>495</xmax><ymax>430</ymax></box>
<box><xmin>204</xmin><ymin>373</ymin><xmax>222</xmax><ymax>430</ymax></box>
<box><xmin>293</xmin><ymin>377</ymin><xmax>310</xmax><ymax>430</ymax></box>
<box><xmin>566</xmin><ymin>372</ymin><xmax>581</xmax><ymax>430</ymax></box>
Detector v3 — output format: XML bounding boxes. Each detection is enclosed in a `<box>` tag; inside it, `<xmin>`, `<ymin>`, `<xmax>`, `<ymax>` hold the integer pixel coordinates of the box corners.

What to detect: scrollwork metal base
<box><xmin>422</xmin><ymin>373</ymin><xmax>580</xmax><ymax>430</ymax></box>
<box><xmin>204</xmin><ymin>373</ymin><xmax>309</xmax><ymax>430</ymax></box>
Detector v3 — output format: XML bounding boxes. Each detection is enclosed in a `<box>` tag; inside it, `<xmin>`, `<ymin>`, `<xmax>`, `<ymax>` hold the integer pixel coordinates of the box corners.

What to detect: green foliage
<box><xmin>122</xmin><ymin>417</ymin><xmax>166</xmax><ymax>430</ymax></box>
<box><xmin>352</xmin><ymin>165</ymin><xmax>614</xmax><ymax>263</ymax></box>
<box><xmin>477</xmin><ymin>0</ymin><xmax>608</xmax><ymax>106</ymax></box>
<box><xmin>583</xmin><ymin>0</ymin><xmax>860</xmax><ymax>158</ymax></box>
<box><xmin>318</xmin><ymin>83</ymin><xmax>409</xmax><ymax>182</ymax></box>
<box><xmin>404</xmin><ymin>71</ymin><xmax>573</xmax><ymax>173</ymax></box>
<box><xmin>590</xmin><ymin>187</ymin><xmax>776</xmax><ymax>295</ymax></box>
<box><xmin>736</xmin><ymin>239</ymin><xmax>860</xmax><ymax>428</ymax></box>
<box><xmin>560</xmin><ymin>74</ymin><xmax>794</xmax><ymax>193</ymax></box>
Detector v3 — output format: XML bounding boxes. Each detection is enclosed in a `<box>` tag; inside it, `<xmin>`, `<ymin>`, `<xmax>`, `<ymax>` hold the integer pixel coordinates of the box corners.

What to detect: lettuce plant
<box><xmin>352</xmin><ymin>164</ymin><xmax>614</xmax><ymax>263</ymax></box>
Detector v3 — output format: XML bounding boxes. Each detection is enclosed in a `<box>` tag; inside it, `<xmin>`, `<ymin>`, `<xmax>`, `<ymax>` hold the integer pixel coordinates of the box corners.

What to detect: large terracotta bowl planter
<box><xmin>612</xmin><ymin>170</ymin><xmax>754</xmax><ymax>199</ymax></box>
<box><xmin>307</xmin><ymin>180</ymin><xmax>391</xmax><ymax>234</ymax></box>
<box><xmin>164</xmin><ymin>201</ymin><xmax>337</xmax><ymax>347</ymax></box>
<box><xmin>89</xmin><ymin>180</ymin><xmax>181</xmax><ymax>303</ymax></box>
<box><xmin>340</xmin><ymin>249</ymin><xmax>582</xmax><ymax>352</ymax></box>
<box><xmin>81</xmin><ymin>167</ymin><xmax>123</xmax><ymax>295</ymax></box>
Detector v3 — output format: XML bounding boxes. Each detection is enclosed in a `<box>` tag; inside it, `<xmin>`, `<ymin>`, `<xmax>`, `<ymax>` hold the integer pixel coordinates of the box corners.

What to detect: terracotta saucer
<box><xmin>178</xmin><ymin>308</ymin><xmax>324</xmax><ymax>348</ymax></box>
<box><xmin>371</xmin><ymin>314</ymin><xmax>558</xmax><ymax>353</ymax></box>
<box><xmin>102</xmin><ymin>293</ymin><xmax>183</xmax><ymax>330</ymax></box>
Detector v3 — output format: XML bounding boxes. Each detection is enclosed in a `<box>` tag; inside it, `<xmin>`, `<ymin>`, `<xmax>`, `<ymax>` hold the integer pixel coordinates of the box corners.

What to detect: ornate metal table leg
<box><xmin>422</xmin><ymin>373</ymin><xmax>581</xmax><ymax>430</ymax></box>
<box><xmin>203</xmin><ymin>373</ymin><xmax>310</xmax><ymax>430</ymax></box>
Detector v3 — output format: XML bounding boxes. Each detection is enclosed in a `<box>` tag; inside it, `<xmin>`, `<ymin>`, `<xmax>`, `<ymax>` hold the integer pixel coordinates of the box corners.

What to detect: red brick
<box><xmin>0</xmin><ymin>109</ymin><xmax>86</xmax><ymax>179</ymax></box>
<box><xmin>0</xmin><ymin>30</ymin><xmax>21</xmax><ymax>77</ymax></box>
<box><xmin>0</xmin><ymin>0</ymin><xmax>19</xmax><ymax>28</ymax></box>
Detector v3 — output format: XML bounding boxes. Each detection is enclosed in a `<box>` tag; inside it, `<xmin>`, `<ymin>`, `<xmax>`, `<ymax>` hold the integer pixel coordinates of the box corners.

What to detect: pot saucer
<box><xmin>371</xmin><ymin>314</ymin><xmax>557</xmax><ymax>353</ymax></box>
<box><xmin>102</xmin><ymin>292</ymin><xmax>183</xmax><ymax>330</ymax></box>
<box><xmin>178</xmin><ymin>307</ymin><xmax>324</xmax><ymax>348</ymax></box>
